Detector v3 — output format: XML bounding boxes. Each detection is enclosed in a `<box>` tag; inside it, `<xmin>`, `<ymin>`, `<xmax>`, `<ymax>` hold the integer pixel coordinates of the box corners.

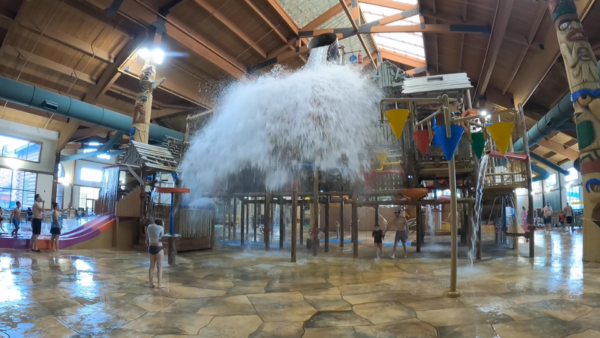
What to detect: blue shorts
<box><xmin>12</xmin><ymin>219</ymin><xmax>20</xmax><ymax>227</ymax></box>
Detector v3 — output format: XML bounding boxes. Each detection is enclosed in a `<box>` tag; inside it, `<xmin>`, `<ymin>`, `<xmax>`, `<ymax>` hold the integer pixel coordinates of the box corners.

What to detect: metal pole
<box><xmin>265</xmin><ymin>191</ymin><xmax>271</xmax><ymax>251</ymax></box>
<box><xmin>518</xmin><ymin>103</ymin><xmax>535</xmax><ymax>258</ymax></box>
<box><xmin>170</xmin><ymin>192</ymin><xmax>175</xmax><ymax>235</ymax></box>
<box><xmin>245</xmin><ymin>198</ymin><xmax>249</xmax><ymax>241</ymax></box>
<box><xmin>299</xmin><ymin>201</ymin><xmax>304</xmax><ymax>245</ymax></box>
<box><xmin>444</xmin><ymin>94</ymin><xmax>461</xmax><ymax>297</ymax></box>
<box><xmin>291</xmin><ymin>190</ymin><xmax>297</xmax><ymax>262</ymax></box>
<box><xmin>233</xmin><ymin>199</ymin><xmax>237</xmax><ymax>240</ymax></box>
<box><xmin>240</xmin><ymin>201</ymin><xmax>245</xmax><ymax>246</ymax></box>
<box><xmin>228</xmin><ymin>198</ymin><xmax>232</xmax><ymax>240</ymax></box>
<box><xmin>352</xmin><ymin>194</ymin><xmax>358</xmax><ymax>258</ymax></box>
<box><xmin>253</xmin><ymin>199</ymin><xmax>258</xmax><ymax>242</ymax></box>
<box><xmin>325</xmin><ymin>196</ymin><xmax>330</xmax><ymax>253</ymax></box>
<box><xmin>313</xmin><ymin>168</ymin><xmax>319</xmax><ymax>256</ymax></box>
<box><xmin>279</xmin><ymin>197</ymin><xmax>284</xmax><ymax>249</ymax></box>
<box><xmin>340</xmin><ymin>197</ymin><xmax>345</xmax><ymax>247</ymax></box>
<box><xmin>416</xmin><ymin>204</ymin><xmax>421</xmax><ymax>253</ymax></box>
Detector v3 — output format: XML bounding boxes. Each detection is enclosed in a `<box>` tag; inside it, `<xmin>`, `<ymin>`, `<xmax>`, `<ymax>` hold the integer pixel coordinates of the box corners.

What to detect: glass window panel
<box><xmin>565</xmin><ymin>168</ymin><xmax>578</xmax><ymax>181</ymax></box>
<box><xmin>545</xmin><ymin>174</ymin><xmax>557</xmax><ymax>186</ymax></box>
<box><xmin>0</xmin><ymin>189</ymin><xmax>11</xmax><ymax>209</ymax></box>
<box><xmin>0</xmin><ymin>168</ymin><xmax>12</xmax><ymax>188</ymax></box>
<box><xmin>0</xmin><ymin>135</ymin><xmax>41</xmax><ymax>163</ymax></box>
<box><xmin>56</xmin><ymin>184</ymin><xmax>64</xmax><ymax>209</ymax></box>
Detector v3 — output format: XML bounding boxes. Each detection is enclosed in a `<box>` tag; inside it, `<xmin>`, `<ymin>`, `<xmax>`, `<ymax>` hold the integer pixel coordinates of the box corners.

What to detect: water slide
<box><xmin>0</xmin><ymin>215</ymin><xmax>115</xmax><ymax>250</ymax></box>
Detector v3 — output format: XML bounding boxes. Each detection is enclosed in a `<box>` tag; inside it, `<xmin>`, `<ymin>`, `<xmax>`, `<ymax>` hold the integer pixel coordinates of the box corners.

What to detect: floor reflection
<box><xmin>0</xmin><ymin>229</ymin><xmax>598</xmax><ymax>337</ymax></box>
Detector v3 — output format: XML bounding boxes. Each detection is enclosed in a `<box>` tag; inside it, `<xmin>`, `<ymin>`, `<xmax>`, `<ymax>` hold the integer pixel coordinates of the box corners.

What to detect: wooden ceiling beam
<box><xmin>380</xmin><ymin>50</ymin><xmax>426</xmax><ymax>68</ymax></box>
<box><xmin>19</xmin><ymin>18</ymin><xmax>115</xmax><ymax>63</ymax></box>
<box><xmin>358</xmin><ymin>0</ymin><xmax>415</xmax><ymax>11</ymax></box>
<box><xmin>62</xmin><ymin>0</ymin><xmax>136</xmax><ymax>37</ymax></box>
<box><xmin>502</xmin><ymin>3</ymin><xmax>547</xmax><ymax>95</ymax></box>
<box><xmin>536</xmin><ymin>138</ymin><xmax>579</xmax><ymax>161</ymax></box>
<box><xmin>70</xmin><ymin>126</ymin><xmax>109</xmax><ymax>142</ymax></box>
<box><xmin>0</xmin><ymin>14</ymin><xmax>11</xmax><ymax>30</ymax></box>
<box><xmin>4</xmin><ymin>46</ymin><xmax>96</xmax><ymax>84</ymax></box>
<box><xmin>266</xmin><ymin>0</ymin><xmax>298</xmax><ymax>35</ymax></box>
<box><xmin>339</xmin><ymin>0</ymin><xmax>375</xmax><ymax>67</ymax></box>
<box><xmin>474</xmin><ymin>0</ymin><xmax>514</xmax><ymax>99</ymax></box>
<box><xmin>85</xmin><ymin>0</ymin><xmax>246</xmax><ymax>79</ymax></box>
<box><xmin>192</xmin><ymin>0</ymin><xmax>266</xmax><ymax>58</ymax></box>
<box><xmin>299</xmin><ymin>24</ymin><xmax>490</xmax><ymax>38</ymax></box>
<box><xmin>0</xmin><ymin>0</ymin><xmax>29</xmax><ymax>58</ymax></box>
<box><xmin>0</xmin><ymin>106</ymin><xmax>67</xmax><ymax>133</ymax></box>
<box><xmin>302</xmin><ymin>1</ymin><xmax>351</xmax><ymax>31</ymax></box>
<box><xmin>243</xmin><ymin>0</ymin><xmax>287</xmax><ymax>42</ymax></box>
<box><xmin>510</xmin><ymin>0</ymin><xmax>594</xmax><ymax>107</ymax></box>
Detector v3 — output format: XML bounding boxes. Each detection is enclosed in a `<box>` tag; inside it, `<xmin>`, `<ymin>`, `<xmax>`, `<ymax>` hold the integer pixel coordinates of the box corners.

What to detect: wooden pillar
<box><xmin>233</xmin><ymin>199</ymin><xmax>237</xmax><ymax>240</ymax></box>
<box><xmin>228</xmin><ymin>198</ymin><xmax>233</xmax><ymax>240</ymax></box>
<box><xmin>416</xmin><ymin>204</ymin><xmax>422</xmax><ymax>253</ymax></box>
<box><xmin>245</xmin><ymin>198</ymin><xmax>249</xmax><ymax>241</ymax></box>
<box><xmin>291</xmin><ymin>191</ymin><xmax>298</xmax><ymax>262</ymax></box>
<box><xmin>340</xmin><ymin>197</ymin><xmax>345</xmax><ymax>247</ymax></box>
<box><xmin>352</xmin><ymin>195</ymin><xmax>358</xmax><ymax>258</ymax></box>
<box><xmin>279</xmin><ymin>197</ymin><xmax>284</xmax><ymax>249</ymax></box>
<box><xmin>264</xmin><ymin>191</ymin><xmax>271</xmax><ymax>251</ymax></box>
<box><xmin>325</xmin><ymin>196</ymin><xmax>330</xmax><ymax>253</ymax></box>
<box><xmin>240</xmin><ymin>201</ymin><xmax>245</xmax><ymax>246</ymax></box>
<box><xmin>299</xmin><ymin>201</ymin><xmax>304</xmax><ymax>245</ymax></box>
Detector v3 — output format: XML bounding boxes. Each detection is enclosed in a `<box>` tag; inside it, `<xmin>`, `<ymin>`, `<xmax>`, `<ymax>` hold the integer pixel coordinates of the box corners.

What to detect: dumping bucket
<box><xmin>433</xmin><ymin>125</ymin><xmax>464</xmax><ymax>161</ymax></box>
<box><xmin>487</xmin><ymin>122</ymin><xmax>514</xmax><ymax>155</ymax></box>
<box><xmin>470</xmin><ymin>132</ymin><xmax>486</xmax><ymax>159</ymax></box>
<box><xmin>414</xmin><ymin>130</ymin><xmax>434</xmax><ymax>156</ymax></box>
<box><xmin>385</xmin><ymin>109</ymin><xmax>409</xmax><ymax>139</ymax></box>
<box><xmin>376</xmin><ymin>152</ymin><xmax>389</xmax><ymax>168</ymax></box>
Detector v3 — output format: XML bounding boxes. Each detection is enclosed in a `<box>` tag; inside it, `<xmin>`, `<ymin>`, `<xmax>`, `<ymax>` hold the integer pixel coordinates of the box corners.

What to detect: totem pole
<box><xmin>548</xmin><ymin>0</ymin><xmax>600</xmax><ymax>262</ymax></box>
<box><xmin>132</xmin><ymin>62</ymin><xmax>165</xmax><ymax>144</ymax></box>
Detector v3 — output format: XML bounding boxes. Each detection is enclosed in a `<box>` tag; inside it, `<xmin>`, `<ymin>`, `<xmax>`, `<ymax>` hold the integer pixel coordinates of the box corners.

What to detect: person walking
<box><xmin>0</xmin><ymin>207</ymin><xmax>4</xmax><ymax>232</ymax></box>
<box><xmin>543</xmin><ymin>202</ymin><xmax>553</xmax><ymax>233</ymax></box>
<box><xmin>31</xmin><ymin>194</ymin><xmax>45</xmax><ymax>252</ymax></box>
<box><xmin>147</xmin><ymin>219</ymin><xmax>165</xmax><ymax>288</ymax></box>
<box><xmin>50</xmin><ymin>202</ymin><xmax>62</xmax><ymax>251</ymax></box>
<box><xmin>564</xmin><ymin>202</ymin><xmax>574</xmax><ymax>232</ymax></box>
<box><xmin>11</xmin><ymin>201</ymin><xmax>21</xmax><ymax>237</ymax></box>
<box><xmin>387</xmin><ymin>209</ymin><xmax>408</xmax><ymax>259</ymax></box>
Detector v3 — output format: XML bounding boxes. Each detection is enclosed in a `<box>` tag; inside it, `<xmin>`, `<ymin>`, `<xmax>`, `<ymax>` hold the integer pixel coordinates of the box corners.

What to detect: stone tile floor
<box><xmin>1</xmin><ymin>229</ymin><xmax>600</xmax><ymax>337</ymax></box>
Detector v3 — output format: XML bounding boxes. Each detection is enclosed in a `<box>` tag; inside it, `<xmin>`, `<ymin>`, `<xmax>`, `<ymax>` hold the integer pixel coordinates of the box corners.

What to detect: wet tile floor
<box><xmin>1</xmin><ymin>230</ymin><xmax>600</xmax><ymax>337</ymax></box>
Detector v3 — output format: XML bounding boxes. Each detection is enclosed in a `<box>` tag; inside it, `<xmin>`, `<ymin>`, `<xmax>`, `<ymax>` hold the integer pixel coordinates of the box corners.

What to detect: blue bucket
<box><xmin>433</xmin><ymin>125</ymin><xmax>464</xmax><ymax>160</ymax></box>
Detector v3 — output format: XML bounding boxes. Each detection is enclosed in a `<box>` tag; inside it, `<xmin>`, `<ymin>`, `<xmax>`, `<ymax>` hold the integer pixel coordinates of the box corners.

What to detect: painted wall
<box><xmin>0</xmin><ymin>119</ymin><xmax>58</xmax><ymax>174</ymax></box>
<box><xmin>36</xmin><ymin>173</ymin><xmax>53</xmax><ymax>206</ymax></box>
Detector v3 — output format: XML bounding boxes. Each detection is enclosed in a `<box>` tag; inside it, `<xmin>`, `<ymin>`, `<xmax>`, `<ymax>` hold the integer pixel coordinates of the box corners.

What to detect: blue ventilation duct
<box><xmin>0</xmin><ymin>76</ymin><xmax>184</xmax><ymax>141</ymax></box>
<box><xmin>531</xmin><ymin>162</ymin><xmax>549</xmax><ymax>182</ymax></box>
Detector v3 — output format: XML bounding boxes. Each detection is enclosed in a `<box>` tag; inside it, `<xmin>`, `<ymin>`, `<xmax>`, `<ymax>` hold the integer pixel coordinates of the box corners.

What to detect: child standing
<box><xmin>372</xmin><ymin>224</ymin><xmax>384</xmax><ymax>260</ymax></box>
<box><xmin>11</xmin><ymin>202</ymin><xmax>21</xmax><ymax>237</ymax></box>
<box><xmin>50</xmin><ymin>202</ymin><xmax>62</xmax><ymax>251</ymax></box>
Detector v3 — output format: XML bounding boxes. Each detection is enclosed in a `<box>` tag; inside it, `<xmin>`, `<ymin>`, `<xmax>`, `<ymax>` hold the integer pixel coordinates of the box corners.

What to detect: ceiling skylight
<box><xmin>360</xmin><ymin>0</ymin><xmax>426</xmax><ymax>61</ymax></box>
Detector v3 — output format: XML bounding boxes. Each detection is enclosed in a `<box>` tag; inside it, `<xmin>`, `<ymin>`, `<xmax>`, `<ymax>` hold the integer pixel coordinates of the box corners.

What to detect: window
<box><xmin>80</xmin><ymin>168</ymin><xmax>103</xmax><ymax>182</ymax></box>
<box><xmin>516</xmin><ymin>188</ymin><xmax>528</xmax><ymax>196</ymax></box>
<box><xmin>532</xmin><ymin>181</ymin><xmax>541</xmax><ymax>190</ymax></box>
<box><xmin>565</xmin><ymin>168</ymin><xmax>579</xmax><ymax>181</ymax></box>
<box><xmin>545</xmin><ymin>174</ymin><xmax>557</xmax><ymax>186</ymax></box>
<box><xmin>0</xmin><ymin>135</ymin><xmax>42</xmax><ymax>163</ymax></box>
<box><xmin>56</xmin><ymin>184</ymin><xmax>64</xmax><ymax>209</ymax></box>
<box><xmin>567</xmin><ymin>185</ymin><xmax>582</xmax><ymax>209</ymax></box>
<box><xmin>83</xmin><ymin>148</ymin><xmax>111</xmax><ymax>160</ymax></box>
<box><xmin>79</xmin><ymin>187</ymin><xmax>100</xmax><ymax>213</ymax></box>
<box><xmin>0</xmin><ymin>168</ymin><xmax>37</xmax><ymax>209</ymax></box>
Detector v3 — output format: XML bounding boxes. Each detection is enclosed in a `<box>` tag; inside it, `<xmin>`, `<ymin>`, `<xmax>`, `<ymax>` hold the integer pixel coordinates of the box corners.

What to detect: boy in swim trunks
<box><xmin>387</xmin><ymin>209</ymin><xmax>408</xmax><ymax>259</ymax></box>
<box><xmin>11</xmin><ymin>202</ymin><xmax>21</xmax><ymax>237</ymax></box>
<box><xmin>372</xmin><ymin>224</ymin><xmax>384</xmax><ymax>260</ymax></box>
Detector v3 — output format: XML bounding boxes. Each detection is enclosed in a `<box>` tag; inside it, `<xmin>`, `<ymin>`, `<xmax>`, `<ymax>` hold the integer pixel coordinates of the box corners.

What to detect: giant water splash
<box><xmin>181</xmin><ymin>61</ymin><xmax>383</xmax><ymax>201</ymax></box>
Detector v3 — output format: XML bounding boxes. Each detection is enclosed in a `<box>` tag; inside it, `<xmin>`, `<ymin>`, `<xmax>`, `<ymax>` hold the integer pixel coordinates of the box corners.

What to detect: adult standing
<box><xmin>31</xmin><ymin>194</ymin><xmax>44</xmax><ymax>252</ymax></box>
<box><xmin>146</xmin><ymin>218</ymin><xmax>165</xmax><ymax>288</ymax></box>
<box><xmin>543</xmin><ymin>202</ymin><xmax>553</xmax><ymax>232</ymax></box>
<box><xmin>386</xmin><ymin>209</ymin><xmax>408</xmax><ymax>259</ymax></box>
<box><xmin>0</xmin><ymin>207</ymin><xmax>4</xmax><ymax>232</ymax></box>
<box><xmin>563</xmin><ymin>202</ymin><xmax>574</xmax><ymax>232</ymax></box>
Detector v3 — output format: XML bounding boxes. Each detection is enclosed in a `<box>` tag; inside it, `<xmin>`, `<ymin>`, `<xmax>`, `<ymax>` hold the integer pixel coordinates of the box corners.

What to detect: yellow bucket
<box><xmin>487</xmin><ymin>122</ymin><xmax>514</xmax><ymax>155</ymax></box>
<box><xmin>385</xmin><ymin>109</ymin><xmax>409</xmax><ymax>139</ymax></box>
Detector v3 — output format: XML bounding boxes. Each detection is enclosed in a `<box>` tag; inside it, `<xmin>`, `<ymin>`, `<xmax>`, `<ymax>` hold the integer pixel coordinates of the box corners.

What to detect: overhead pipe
<box><xmin>513</xmin><ymin>62</ymin><xmax>600</xmax><ymax>152</ymax></box>
<box><xmin>0</xmin><ymin>76</ymin><xmax>184</xmax><ymax>141</ymax></box>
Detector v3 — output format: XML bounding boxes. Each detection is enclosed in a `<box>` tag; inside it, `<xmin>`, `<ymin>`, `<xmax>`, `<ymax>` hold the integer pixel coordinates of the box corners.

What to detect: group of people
<box><xmin>372</xmin><ymin>209</ymin><xmax>409</xmax><ymax>260</ymax></box>
<box><xmin>0</xmin><ymin>194</ymin><xmax>63</xmax><ymax>251</ymax></box>
<box><xmin>520</xmin><ymin>202</ymin><xmax>576</xmax><ymax>233</ymax></box>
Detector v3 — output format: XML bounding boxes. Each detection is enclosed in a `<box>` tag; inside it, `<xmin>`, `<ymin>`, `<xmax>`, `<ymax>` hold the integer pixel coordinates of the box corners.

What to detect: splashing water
<box><xmin>181</xmin><ymin>64</ymin><xmax>383</xmax><ymax>201</ymax></box>
<box><xmin>469</xmin><ymin>155</ymin><xmax>489</xmax><ymax>265</ymax></box>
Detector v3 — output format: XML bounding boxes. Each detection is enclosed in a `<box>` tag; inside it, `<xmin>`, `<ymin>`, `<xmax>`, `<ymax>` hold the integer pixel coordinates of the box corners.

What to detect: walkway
<box><xmin>0</xmin><ymin>230</ymin><xmax>599</xmax><ymax>337</ymax></box>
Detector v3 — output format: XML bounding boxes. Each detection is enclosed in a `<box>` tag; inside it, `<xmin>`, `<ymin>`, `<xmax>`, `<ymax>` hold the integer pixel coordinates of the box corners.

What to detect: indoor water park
<box><xmin>0</xmin><ymin>0</ymin><xmax>600</xmax><ymax>337</ymax></box>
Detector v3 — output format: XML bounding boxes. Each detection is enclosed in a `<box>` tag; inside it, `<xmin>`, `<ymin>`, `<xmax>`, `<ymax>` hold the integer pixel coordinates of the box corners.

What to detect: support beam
<box><xmin>243</xmin><ymin>0</ymin><xmax>287</xmax><ymax>42</ymax></box>
<box><xmin>298</xmin><ymin>24</ymin><xmax>490</xmax><ymax>37</ymax></box>
<box><xmin>266</xmin><ymin>0</ymin><xmax>298</xmax><ymax>35</ymax></box>
<box><xmin>351</xmin><ymin>0</ymin><xmax>359</xmax><ymax>26</ymax></box>
<box><xmin>193</xmin><ymin>0</ymin><xmax>266</xmax><ymax>58</ymax></box>
<box><xmin>339</xmin><ymin>0</ymin><xmax>375</xmax><ymax>67</ymax></box>
<box><xmin>302</xmin><ymin>1</ymin><xmax>351</xmax><ymax>31</ymax></box>
<box><xmin>0</xmin><ymin>0</ymin><xmax>29</xmax><ymax>58</ymax></box>
<box><xmin>510</xmin><ymin>0</ymin><xmax>594</xmax><ymax>107</ymax></box>
<box><xmin>374</xmin><ymin>6</ymin><xmax>420</xmax><ymax>26</ymax></box>
<box><xmin>380</xmin><ymin>50</ymin><xmax>426</xmax><ymax>68</ymax></box>
<box><xmin>57</xmin><ymin>120</ymin><xmax>83</xmax><ymax>151</ymax></box>
<box><xmin>358</xmin><ymin>0</ymin><xmax>415</xmax><ymax>11</ymax></box>
<box><xmin>19</xmin><ymin>18</ymin><xmax>115</xmax><ymax>63</ymax></box>
<box><xmin>248</xmin><ymin>45</ymin><xmax>309</xmax><ymax>73</ymax></box>
<box><xmin>502</xmin><ymin>3</ymin><xmax>547</xmax><ymax>95</ymax></box>
<box><xmin>86</xmin><ymin>0</ymin><xmax>246</xmax><ymax>79</ymax></box>
<box><xmin>536</xmin><ymin>139</ymin><xmax>579</xmax><ymax>161</ymax></box>
<box><xmin>70</xmin><ymin>126</ymin><xmax>110</xmax><ymax>142</ymax></box>
<box><xmin>474</xmin><ymin>0</ymin><xmax>515</xmax><ymax>98</ymax></box>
